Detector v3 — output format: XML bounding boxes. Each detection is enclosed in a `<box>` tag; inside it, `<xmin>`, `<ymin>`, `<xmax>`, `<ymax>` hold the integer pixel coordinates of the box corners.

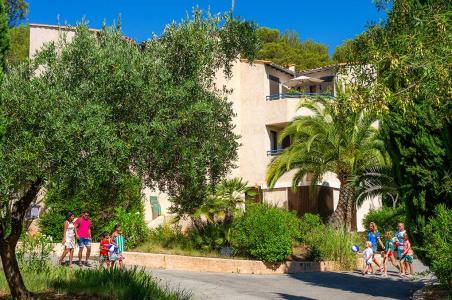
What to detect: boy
<box><xmin>382</xmin><ymin>231</ymin><xmax>400</xmax><ymax>277</ymax></box>
<box><xmin>362</xmin><ymin>241</ymin><xmax>374</xmax><ymax>275</ymax></box>
<box><xmin>400</xmin><ymin>232</ymin><xmax>414</xmax><ymax>277</ymax></box>
<box><xmin>99</xmin><ymin>232</ymin><xmax>110</xmax><ymax>269</ymax></box>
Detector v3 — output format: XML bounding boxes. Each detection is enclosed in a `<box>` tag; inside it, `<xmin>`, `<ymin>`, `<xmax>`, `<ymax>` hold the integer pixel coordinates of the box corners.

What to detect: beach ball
<box><xmin>109</xmin><ymin>245</ymin><xmax>116</xmax><ymax>253</ymax></box>
<box><xmin>351</xmin><ymin>245</ymin><xmax>360</xmax><ymax>253</ymax></box>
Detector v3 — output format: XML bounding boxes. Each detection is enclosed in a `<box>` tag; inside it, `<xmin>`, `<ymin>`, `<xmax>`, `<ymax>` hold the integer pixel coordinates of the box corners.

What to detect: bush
<box><xmin>298</xmin><ymin>213</ymin><xmax>324</xmax><ymax>243</ymax></box>
<box><xmin>147</xmin><ymin>224</ymin><xmax>194</xmax><ymax>250</ymax></box>
<box><xmin>421</xmin><ymin>204</ymin><xmax>452</xmax><ymax>287</ymax></box>
<box><xmin>40</xmin><ymin>175</ymin><xmax>144</xmax><ymax>241</ymax></box>
<box><xmin>304</xmin><ymin>226</ymin><xmax>360</xmax><ymax>270</ymax></box>
<box><xmin>188</xmin><ymin>222</ymin><xmax>231</xmax><ymax>251</ymax></box>
<box><xmin>362</xmin><ymin>206</ymin><xmax>406</xmax><ymax>233</ymax></box>
<box><xmin>230</xmin><ymin>204</ymin><xmax>301</xmax><ymax>263</ymax></box>
<box><xmin>16</xmin><ymin>233</ymin><xmax>54</xmax><ymax>272</ymax></box>
<box><xmin>101</xmin><ymin>207</ymin><xmax>150</xmax><ymax>249</ymax></box>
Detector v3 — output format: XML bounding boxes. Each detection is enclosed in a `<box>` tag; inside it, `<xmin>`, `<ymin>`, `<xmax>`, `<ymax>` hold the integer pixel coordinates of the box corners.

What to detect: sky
<box><xmin>27</xmin><ymin>0</ymin><xmax>386</xmax><ymax>55</ymax></box>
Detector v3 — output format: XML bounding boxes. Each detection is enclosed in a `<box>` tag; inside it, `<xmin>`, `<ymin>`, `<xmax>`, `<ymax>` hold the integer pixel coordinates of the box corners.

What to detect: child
<box><xmin>99</xmin><ymin>232</ymin><xmax>110</xmax><ymax>269</ymax></box>
<box><xmin>362</xmin><ymin>241</ymin><xmax>374</xmax><ymax>275</ymax></box>
<box><xmin>110</xmin><ymin>224</ymin><xmax>125</xmax><ymax>269</ymax></box>
<box><xmin>382</xmin><ymin>231</ymin><xmax>399</xmax><ymax>277</ymax></box>
<box><xmin>400</xmin><ymin>232</ymin><xmax>414</xmax><ymax>277</ymax></box>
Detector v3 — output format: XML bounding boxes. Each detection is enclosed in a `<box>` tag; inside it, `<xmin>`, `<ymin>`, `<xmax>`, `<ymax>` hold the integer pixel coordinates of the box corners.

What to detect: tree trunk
<box><xmin>0</xmin><ymin>178</ymin><xmax>42</xmax><ymax>300</ymax></box>
<box><xmin>328</xmin><ymin>175</ymin><xmax>353</xmax><ymax>229</ymax></box>
<box><xmin>0</xmin><ymin>242</ymin><xmax>34</xmax><ymax>300</ymax></box>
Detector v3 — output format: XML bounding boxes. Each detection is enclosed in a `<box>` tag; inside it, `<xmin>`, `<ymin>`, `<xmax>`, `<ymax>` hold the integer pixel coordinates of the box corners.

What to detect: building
<box><xmin>28</xmin><ymin>24</ymin><xmax>380</xmax><ymax>232</ymax></box>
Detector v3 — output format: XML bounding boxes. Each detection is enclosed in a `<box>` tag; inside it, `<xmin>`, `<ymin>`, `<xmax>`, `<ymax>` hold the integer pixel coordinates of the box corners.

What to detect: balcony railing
<box><xmin>266</xmin><ymin>149</ymin><xmax>284</xmax><ymax>156</ymax></box>
<box><xmin>266</xmin><ymin>92</ymin><xmax>334</xmax><ymax>101</ymax></box>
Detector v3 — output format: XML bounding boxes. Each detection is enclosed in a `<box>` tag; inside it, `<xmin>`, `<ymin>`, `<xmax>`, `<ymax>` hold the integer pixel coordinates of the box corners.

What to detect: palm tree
<box><xmin>266</xmin><ymin>87</ymin><xmax>385</xmax><ymax>230</ymax></box>
<box><xmin>194</xmin><ymin>178</ymin><xmax>255</xmax><ymax>224</ymax></box>
<box><xmin>351</xmin><ymin>165</ymin><xmax>400</xmax><ymax>209</ymax></box>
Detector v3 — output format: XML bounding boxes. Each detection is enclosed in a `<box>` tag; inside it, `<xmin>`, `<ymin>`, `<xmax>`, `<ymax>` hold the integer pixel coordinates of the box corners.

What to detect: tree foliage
<box><xmin>3</xmin><ymin>0</ymin><xmax>28</xmax><ymax>27</ymax></box>
<box><xmin>256</xmin><ymin>27</ymin><xmax>332</xmax><ymax>70</ymax></box>
<box><xmin>266</xmin><ymin>88</ymin><xmax>385</xmax><ymax>229</ymax></box>
<box><xmin>0</xmin><ymin>11</ymin><xmax>259</xmax><ymax>299</ymax></box>
<box><xmin>0</xmin><ymin>0</ymin><xmax>9</xmax><ymax>72</ymax></box>
<box><xmin>350</xmin><ymin>0</ymin><xmax>451</xmax><ymax>264</ymax></box>
<box><xmin>332</xmin><ymin>39</ymin><xmax>354</xmax><ymax>63</ymax></box>
<box><xmin>5</xmin><ymin>24</ymin><xmax>28</xmax><ymax>66</ymax></box>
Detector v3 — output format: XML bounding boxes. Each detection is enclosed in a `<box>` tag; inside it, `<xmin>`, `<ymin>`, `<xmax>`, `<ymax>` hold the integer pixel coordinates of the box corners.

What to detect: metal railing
<box><xmin>266</xmin><ymin>92</ymin><xmax>334</xmax><ymax>101</ymax></box>
<box><xmin>266</xmin><ymin>149</ymin><xmax>284</xmax><ymax>156</ymax></box>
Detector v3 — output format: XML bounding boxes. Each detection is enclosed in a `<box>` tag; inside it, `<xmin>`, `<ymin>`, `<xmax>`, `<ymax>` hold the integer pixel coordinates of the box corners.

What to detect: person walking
<box><xmin>367</xmin><ymin>222</ymin><xmax>384</xmax><ymax>273</ymax></box>
<box><xmin>395</xmin><ymin>222</ymin><xmax>406</xmax><ymax>275</ymax></box>
<box><xmin>58</xmin><ymin>212</ymin><xmax>76</xmax><ymax>268</ymax></box>
<box><xmin>110</xmin><ymin>224</ymin><xmax>125</xmax><ymax>269</ymax></box>
<box><xmin>75</xmin><ymin>210</ymin><xmax>92</xmax><ymax>267</ymax></box>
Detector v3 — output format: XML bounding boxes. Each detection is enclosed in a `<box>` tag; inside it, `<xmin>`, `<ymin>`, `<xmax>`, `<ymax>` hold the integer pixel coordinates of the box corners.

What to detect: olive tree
<box><xmin>0</xmin><ymin>11</ymin><xmax>258</xmax><ymax>299</ymax></box>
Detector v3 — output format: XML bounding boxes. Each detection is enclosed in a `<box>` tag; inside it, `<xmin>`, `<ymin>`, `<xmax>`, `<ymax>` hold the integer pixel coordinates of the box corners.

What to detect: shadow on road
<box><xmin>287</xmin><ymin>271</ymin><xmax>426</xmax><ymax>299</ymax></box>
<box><xmin>276</xmin><ymin>293</ymin><xmax>317</xmax><ymax>300</ymax></box>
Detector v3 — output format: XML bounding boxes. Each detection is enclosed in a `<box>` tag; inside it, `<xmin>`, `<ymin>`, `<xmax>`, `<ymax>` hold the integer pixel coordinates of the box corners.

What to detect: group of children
<box><xmin>363</xmin><ymin>222</ymin><xmax>414</xmax><ymax>278</ymax></box>
<box><xmin>99</xmin><ymin>224</ymin><xmax>126</xmax><ymax>269</ymax></box>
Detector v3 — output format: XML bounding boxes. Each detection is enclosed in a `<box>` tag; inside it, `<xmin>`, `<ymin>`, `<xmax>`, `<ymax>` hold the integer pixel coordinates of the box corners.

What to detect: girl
<box><xmin>58</xmin><ymin>212</ymin><xmax>76</xmax><ymax>268</ymax></box>
<box><xmin>110</xmin><ymin>224</ymin><xmax>125</xmax><ymax>269</ymax></box>
<box><xmin>367</xmin><ymin>222</ymin><xmax>384</xmax><ymax>273</ymax></box>
<box><xmin>382</xmin><ymin>231</ymin><xmax>399</xmax><ymax>277</ymax></box>
<box><xmin>362</xmin><ymin>241</ymin><xmax>374</xmax><ymax>275</ymax></box>
<box><xmin>400</xmin><ymin>232</ymin><xmax>414</xmax><ymax>277</ymax></box>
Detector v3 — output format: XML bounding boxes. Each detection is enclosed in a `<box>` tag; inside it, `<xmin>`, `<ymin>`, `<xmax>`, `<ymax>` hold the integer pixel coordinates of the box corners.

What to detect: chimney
<box><xmin>287</xmin><ymin>64</ymin><xmax>296</xmax><ymax>72</ymax></box>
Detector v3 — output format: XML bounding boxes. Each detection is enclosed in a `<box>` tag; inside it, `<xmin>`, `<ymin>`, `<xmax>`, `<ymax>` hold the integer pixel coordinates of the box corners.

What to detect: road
<box><xmin>148</xmin><ymin>260</ymin><xmax>431</xmax><ymax>300</ymax></box>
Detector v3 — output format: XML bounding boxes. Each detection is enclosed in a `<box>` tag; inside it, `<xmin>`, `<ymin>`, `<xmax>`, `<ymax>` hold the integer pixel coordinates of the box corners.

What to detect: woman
<box><xmin>367</xmin><ymin>222</ymin><xmax>384</xmax><ymax>273</ymax></box>
<box><xmin>58</xmin><ymin>212</ymin><xmax>77</xmax><ymax>268</ymax></box>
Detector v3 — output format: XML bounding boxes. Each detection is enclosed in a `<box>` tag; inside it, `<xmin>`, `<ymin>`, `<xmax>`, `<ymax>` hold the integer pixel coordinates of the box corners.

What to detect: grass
<box><xmin>0</xmin><ymin>266</ymin><xmax>191</xmax><ymax>300</ymax></box>
<box><xmin>133</xmin><ymin>241</ymin><xmax>220</xmax><ymax>258</ymax></box>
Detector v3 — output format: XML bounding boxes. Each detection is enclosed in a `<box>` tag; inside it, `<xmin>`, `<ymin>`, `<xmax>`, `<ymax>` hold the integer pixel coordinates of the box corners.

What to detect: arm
<box><xmin>402</xmin><ymin>241</ymin><xmax>410</xmax><ymax>256</ymax></box>
<box><xmin>62</xmin><ymin>221</ymin><xmax>67</xmax><ymax>243</ymax></box>
<box><xmin>74</xmin><ymin>219</ymin><xmax>79</xmax><ymax>239</ymax></box>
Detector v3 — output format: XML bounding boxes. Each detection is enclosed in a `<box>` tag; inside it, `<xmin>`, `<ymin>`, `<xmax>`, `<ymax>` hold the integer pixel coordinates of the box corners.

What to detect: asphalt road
<box><xmin>148</xmin><ymin>260</ymin><xmax>431</xmax><ymax>300</ymax></box>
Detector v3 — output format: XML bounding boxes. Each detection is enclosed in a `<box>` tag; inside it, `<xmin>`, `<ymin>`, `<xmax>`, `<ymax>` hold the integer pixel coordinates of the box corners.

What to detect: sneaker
<box><xmin>378</xmin><ymin>268</ymin><xmax>384</xmax><ymax>273</ymax></box>
<box><xmin>398</xmin><ymin>273</ymin><xmax>406</xmax><ymax>278</ymax></box>
<box><xmin>84</xmin><ymin>261</ymin><xmax>92</xmax><ymax>268</ymax></box>
<box><xmin>383</xmin><ymin>274</ymin><xmax>388</xmax><ymax>278</ymax></box>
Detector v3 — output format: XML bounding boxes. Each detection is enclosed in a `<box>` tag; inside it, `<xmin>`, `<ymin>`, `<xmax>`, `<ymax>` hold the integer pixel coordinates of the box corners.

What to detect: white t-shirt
<box><xmin>363</xmin><ymin>248</ymin><xmax>373</xmax><ymax>265</ymax></box>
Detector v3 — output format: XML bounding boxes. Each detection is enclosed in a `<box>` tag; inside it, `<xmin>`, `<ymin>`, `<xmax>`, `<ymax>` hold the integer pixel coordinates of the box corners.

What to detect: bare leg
<box><xmin>409</xmin><ymin>263</ymin><xmax>414</xmax><ymax>275</ymax></box>
<box><xmin>373</xmin><ymin>254</ymin><xmax>381</xmax><ymax>269</ymax></box>
<box><xmin>85</xmin><ymin>246</ymin><xmax>91</xmax><ymax>262</ymax></box>
<box><xmin>405</xmin><ymin>261</ymin><xmax>410</xmax><ymax>275</ymax></box>
<box><xmin>383</xmin><ymin>257</ymin><xmax>388</xmax><ymax>276</ymax></box>
<box><xmin>78</xmin><ymin>247</ymin><xmax>83</xmax><ymax>264</ymax></box>
<box><xmin>59</xmin><ymin>248</ymin><xmax>68</xmax><ymax>265</ymax></box>
<box><xmin>68</xmin><ymin>249</ymin><xmax>74</xmax><ymax>268</ymax></box>
<box><xmin>399</xmin><ymin>259</ymin><xmax>405</xmax><ymax>275</ymax></box>
<box><xmin>390</xmin><ymin>256</ymin><xmax>400</xmax><ymax>270</ymax></box>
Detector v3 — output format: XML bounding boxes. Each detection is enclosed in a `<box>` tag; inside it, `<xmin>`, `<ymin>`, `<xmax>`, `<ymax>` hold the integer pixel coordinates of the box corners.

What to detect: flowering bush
<box><xmin>17</xmin><ymin>233</ymin><xmax>54</xmax><ymax>272</ymax></box>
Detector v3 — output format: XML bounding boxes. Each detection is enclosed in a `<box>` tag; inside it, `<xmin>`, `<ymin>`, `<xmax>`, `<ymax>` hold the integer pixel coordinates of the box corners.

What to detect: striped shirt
<box><xmin>114</xmin><ymin>235</ymin><xmax>125</xmax><ymax>254</ymax></box>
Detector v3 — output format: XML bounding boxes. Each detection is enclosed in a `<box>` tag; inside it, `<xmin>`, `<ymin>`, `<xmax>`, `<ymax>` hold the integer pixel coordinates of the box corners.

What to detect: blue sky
<box><xmin>28</xmin><ymin>0</ymin><xmax>385</xmax><ymax>54</ymax></box>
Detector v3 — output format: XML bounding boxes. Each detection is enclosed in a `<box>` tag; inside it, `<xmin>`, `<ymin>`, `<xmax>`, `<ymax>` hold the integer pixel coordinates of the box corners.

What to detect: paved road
<box><xmin>148</xmin><ymin>260</ymin><xmax>432</xmax><ymax>300</ymax></box>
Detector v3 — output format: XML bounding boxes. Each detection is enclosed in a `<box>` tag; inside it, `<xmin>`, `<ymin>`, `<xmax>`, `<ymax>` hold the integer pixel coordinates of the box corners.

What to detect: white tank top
<box><xmin>65</xmin><ymin>221</ymin><xmax>75</xmax><ymax>239</ymax></box>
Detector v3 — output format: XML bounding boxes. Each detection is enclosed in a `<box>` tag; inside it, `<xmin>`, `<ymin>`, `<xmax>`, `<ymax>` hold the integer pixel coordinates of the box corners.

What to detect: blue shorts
<box><xmin>78</xmin><ymin>237</ymin><xmax>91</xmax><ymax>248</ymax></box>
<box><xmin>372</xmin><ymin>245</ymin><xmax>378</xmax><ymax>253</ymax></box>
<box><xmin>397</xmin><ymin>248</ymin><xmax>404</xmax><ymax>260</ymax></box>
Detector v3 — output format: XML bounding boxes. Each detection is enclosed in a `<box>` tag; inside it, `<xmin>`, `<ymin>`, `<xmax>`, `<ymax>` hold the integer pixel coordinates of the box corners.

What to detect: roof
<box><xmin>29</xmin><ymin>23</ymin><xmax>136</xmax><ymax>43</ymax></box>
<box><xmin>240</xmin><ymin>59</ymin><xmax>296</xmax><ymax>76</ymax></box>
<box><xmin>297</xmin><ymin>63</ymin><xmax>347</xmax><ymax>75</ymax></box>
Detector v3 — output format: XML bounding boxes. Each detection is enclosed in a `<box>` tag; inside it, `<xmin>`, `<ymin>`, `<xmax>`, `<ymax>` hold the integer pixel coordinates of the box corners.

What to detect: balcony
<box><xmin>266</xmin><ymin>92</ymin><xmax>334</xmax><ymax>101</ymax></box>
<box><xmin>266</xmin><ymin>149</ymin><xmax>284</xmax><ymax>156</ymax></box>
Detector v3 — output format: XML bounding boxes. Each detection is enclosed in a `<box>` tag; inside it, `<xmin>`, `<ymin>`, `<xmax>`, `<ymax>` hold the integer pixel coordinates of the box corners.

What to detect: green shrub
<box><xmin>298</xmin><ymin>213</ymin><xmax>324</xmax><ymax>242</ymax></box>
<box><xmin>40</xmin><ymin>175</ymin><xmax>144</xmax><ymax>241</ymax></box>
<box><xmin>230</xmin><ymin>204</ymin><xmax>301</xmax><ymax>263</ymax></box>
<box><xmin>189</xmin><ymin>223</ymin><xmax>231</xmax><ymax>251</ymax></box>
<box><xmin>101</xmin><ymin>207</ymin><xmax>150</xmax><ymax>249</ymax></box>
<box><xmin>149</xmin><ymin>224</ymin><xmax>194</xmax><ymax>250</ymax></box>
<box><xmin>362</xmin><ymin>206</ymin><xmax>406</xmax><ymax>233</ymax></box>
<box><xmin>17</xmin><ymin>233</ymin><xmax>54</xmax><ymax>272</ymax></box>
<box><xmin>420</xmin><ymin>204</ymin><xmax>452</xmax><ymax>287</ymax></box>
<box><xmin>304</xmin><ymin>226</ymin><xmax>359</xmax><ymax>270</ymax></box>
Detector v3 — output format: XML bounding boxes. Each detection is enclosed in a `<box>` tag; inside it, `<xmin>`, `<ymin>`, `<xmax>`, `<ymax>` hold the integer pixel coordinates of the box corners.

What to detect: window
<box><xmin>282</xmin><ymin>135</ymin><xmax>291</xmax><ymax>149</ymax></box>
<box><xmin>150</xmin><ymin>196</ymin><xmax>161</xmax><ymax>220</ymax></box>
<box><xmin>270</xmin><ymin>130</ymin><xmax>278</xmax><ymax>151</ymax></box>
<box><xmin>269</xmin><ymin>75</ymin><xmax>280</xmax><ymax>95</ymax></box>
